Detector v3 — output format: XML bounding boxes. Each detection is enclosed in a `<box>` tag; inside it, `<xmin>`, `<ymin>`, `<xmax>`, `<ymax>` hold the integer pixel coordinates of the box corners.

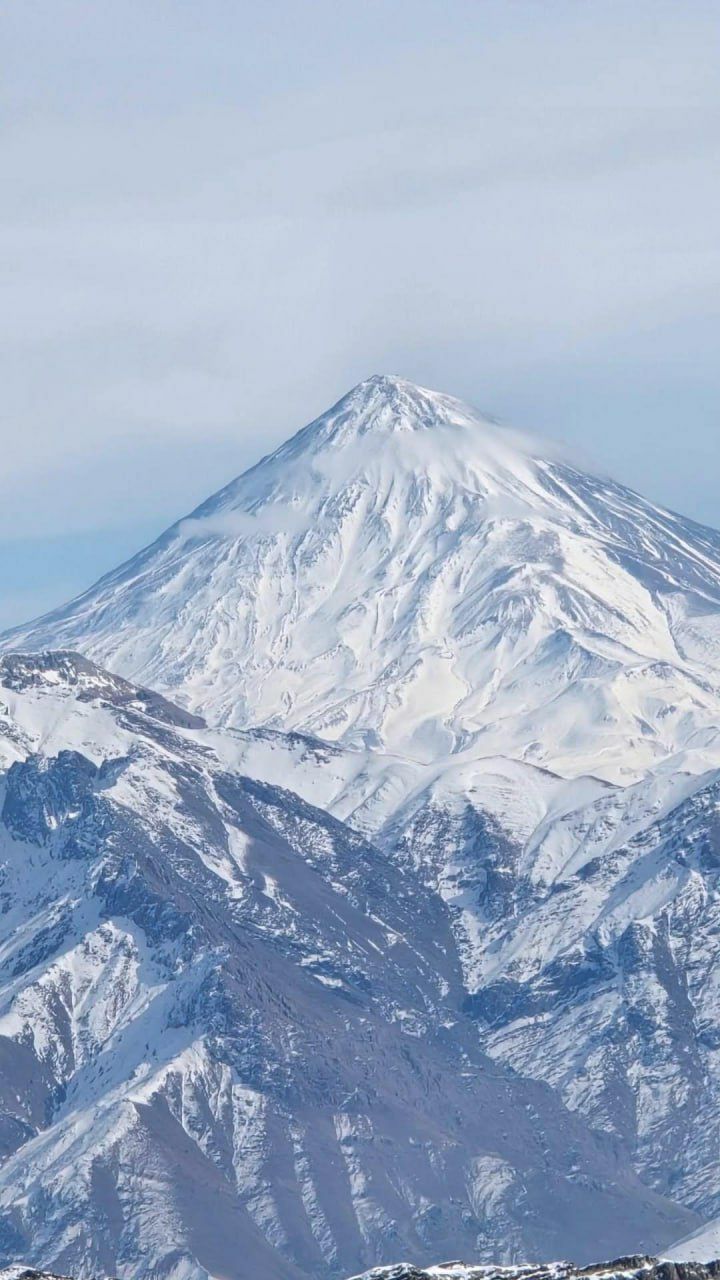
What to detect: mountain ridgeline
<box><xmin>1</xmin><ymin>378</ymin><xmax>720</xmax><ymax>1278</ymax></box>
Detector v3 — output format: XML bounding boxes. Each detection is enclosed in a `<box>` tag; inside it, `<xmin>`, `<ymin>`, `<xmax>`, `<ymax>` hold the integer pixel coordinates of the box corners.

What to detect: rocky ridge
<box><xmin>347</xmin><ymin>1260</ymin><xmax>720</xmax><ymax>1280</ymax></box>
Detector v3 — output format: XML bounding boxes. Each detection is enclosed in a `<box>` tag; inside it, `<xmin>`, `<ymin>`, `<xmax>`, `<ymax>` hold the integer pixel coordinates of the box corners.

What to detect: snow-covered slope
<box><xmin>6</xmin><ymin>375</ymin><xmax>720</xmax><ymax>784</ymax></box>
<box><xmin>0</xmin><ymin>653</ymin><xmax>697</xmax><ymax>1280</ymax></box>
<box><xmin>671</xmin><ymin>1219</ymin><xmax>720</xmax><ymax>1264</ymax></box>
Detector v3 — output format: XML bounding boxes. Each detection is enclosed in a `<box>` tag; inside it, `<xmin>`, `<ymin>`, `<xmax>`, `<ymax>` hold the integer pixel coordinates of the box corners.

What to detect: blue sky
<box><xmin>2</xmin><ymin>1</ymin><xmax>719</xmax><ymax>627</ymax></box>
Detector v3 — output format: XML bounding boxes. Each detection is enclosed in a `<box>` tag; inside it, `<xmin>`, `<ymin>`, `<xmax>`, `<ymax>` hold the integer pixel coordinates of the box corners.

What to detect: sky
<box><xmin>1</xmin><ymin>0</ymin><xmax>719</xmax><ymax>627</ymax></box>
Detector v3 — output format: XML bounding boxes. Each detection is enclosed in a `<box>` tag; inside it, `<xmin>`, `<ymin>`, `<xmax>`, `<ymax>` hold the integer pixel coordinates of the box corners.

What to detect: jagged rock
<box><xmin>347</xmin><ymin>1257</ymin><xmax>720</xmax><ymax>1280</ymax></box>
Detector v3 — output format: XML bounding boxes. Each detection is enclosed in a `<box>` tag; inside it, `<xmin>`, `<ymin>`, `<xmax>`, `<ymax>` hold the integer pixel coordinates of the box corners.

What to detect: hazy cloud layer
<box><xmin>1</xmin><ymin>0</ymin><xmax>719</xmax><ymax>622</ymax></box>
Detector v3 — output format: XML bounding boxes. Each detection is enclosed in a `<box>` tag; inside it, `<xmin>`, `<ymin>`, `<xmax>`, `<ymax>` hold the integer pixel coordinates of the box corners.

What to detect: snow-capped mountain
<box><xmin>0</xmin><ymin>653</ymin><xmax>695</xmax><ymax>1280</ymax></box>
<box><xmin>4</xmin><ymin>377</ymin><xmax>720</xmax><ymax>1275</ymax></box>
<box><xmin>6</xmin><ymin>375</ymin><xmax>720</xmax><ymax>784</ymax></box>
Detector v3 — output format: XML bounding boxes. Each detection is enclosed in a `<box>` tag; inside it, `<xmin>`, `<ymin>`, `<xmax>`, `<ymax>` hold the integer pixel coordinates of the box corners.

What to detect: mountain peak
<box><xmin>344</xmin><ymin>371</ymin><xmax>448</xmax><ymax>403</ymax></box>
<box><xmin>347</xmin><ymin>372</ymin><xmax>460</xmax><ymax>410</ymax></box>
<box><xmin>354</xmin><ymin>371</ymin><xmax>414</xmax><ymax>393</ymax></box>
<box><xmin>282</xmin><ymin>373</ymin><xmax>499</xmax><ymax>458</ymax></box>
<box><xmin>5</xmin><ymin>376</ymin><xmax>720</xmax><ymax>780</ymax></box>
<box><xmin>337</xmin><ymin>370</ymin><xmax>486</xmax><ymax>425</ymax></box>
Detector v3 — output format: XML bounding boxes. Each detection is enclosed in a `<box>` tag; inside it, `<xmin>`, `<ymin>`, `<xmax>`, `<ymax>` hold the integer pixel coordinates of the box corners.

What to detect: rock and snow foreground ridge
<box><xmin>3</xmin><ymin>1259</ymin><xmax>720</xmax><ymax>1280</ymax></box>
<box><xmin>347</xmin><ymin>1261</ymin><xmax>720</xmax><ymax>1280</ymax></box>
<box><xmin>0</xmin><ymin>1269</ymin><xmax>79</xmax><ymax>1280</ymax></box>
<box><xmin>2</xmin><ymin>378</ymin><xmax>720</xmax><ymax>1275</ymax></box>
